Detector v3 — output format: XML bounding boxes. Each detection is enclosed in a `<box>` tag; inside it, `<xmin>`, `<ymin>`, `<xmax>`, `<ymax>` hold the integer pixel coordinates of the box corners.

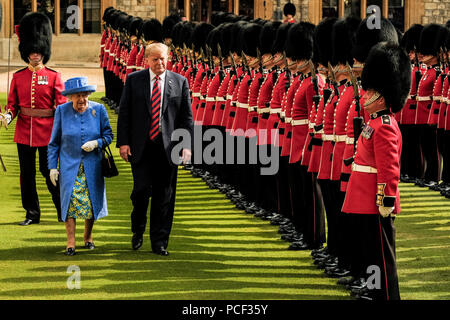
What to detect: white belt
<box><xmin>345</xmin><ymin>136</ymin><xmax>355</xmax><ymax>145</ymax></box>
<box><xmin>407</xmin><ymin>95</ymin><xmax>416</xmax><ymax>100</ymax></box>
<box><xmin>126</xmin><ymin>66</ymin><xmax>136</xmax><ymax>69</ymax></box>
<box><xmin>352</xmin><ymin>163</ymin><xmax>377</xmax><ymax>173</ymax></box>
<box><xmin>281</xmin><ymin>111</ymin><xmax>286</xmax><ymax>118</ymax></box>
<box><xmin>258</xmin><ymin>108</ymin><xmax>270</xmax><ymax>114</ymax></box>
<box><xmin>285</xmin><ymin>117</ymin><xmax>292</xmax><ymax>123</ymax></box>
<box><xmin>322</xmin><ymin>134</ymin><xmax>334</xmax><ymax>141</ymax></box>
<box><xmin>444</xmin><ymin>97</ymin><xmax>449</xmax><ymax>103</ymax></box>
<box><xmin>206</xmin><ymin>97</ymin><xmax>215</xmax><ymax>102</ymax></box>
<box><xmin>335</xmin><ymin>135</ymin><xmax>347</xmax><ymax>142</ymax></box>
<box><xmin>104</xmin><ymin>49</ymin><xmax>110</xmax><ymax>53</ymax></box>
<box><xmin>135</xmin><ymin>66</ymin><xmax>144</xmax><ymax>70</ymax></box>
<box><xmin>238</xmin><ymin>103</ymin><xmax>249</xmax><ymax>109</ymax></box>
<box><xmin>248</xmin><ymin>105</ymin><xmax>258</xmax><ymax>112</ymax></box>
<box><xmin>433</xmin><ymin>96</ymin><xmax>442</xmax><ymax>102</ymax></box>
<box><xmin>216</xmin><ymin>97</ymin><xmax>226</xmax><ymax>102</ymax></box>
<box><xmin>417</xmin><ymin>96</ymin><xmax>432</xmax><ymax>101</ymax></box>
<box><xmin>100</xmin><ymin>44</ymin><xmax>105</xmax><ymax>48</ymax></box>
<box><xmin>315</xmin><ymin>129</ymin><xmax>324</xmax><ymax>134</ymax></box>
<box><xmin>270</xmin><ymin>108</ymin><xmax>281</xmax><ymax>114</ymax></box>
<box><xmin>291</xmin><ymin>119</ymin><xmax>309</xmax><ymax>126</ymax></box>
<box><xmin>227</xmin><ymin>94</ymin><xmax>233</xmax><ymax>100</ymax></box>
<box><xmin>192</xmin><ymin>92</ymin><xmax>201</xmax><ymax>97</ymax></box>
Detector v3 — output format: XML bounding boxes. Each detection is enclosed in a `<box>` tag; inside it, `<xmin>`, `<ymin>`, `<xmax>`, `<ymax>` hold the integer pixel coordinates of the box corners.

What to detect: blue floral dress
<box><xmin>67</xmin><ymin>162</ymin><xmax>93</xmax><ymax>220</ymax></box>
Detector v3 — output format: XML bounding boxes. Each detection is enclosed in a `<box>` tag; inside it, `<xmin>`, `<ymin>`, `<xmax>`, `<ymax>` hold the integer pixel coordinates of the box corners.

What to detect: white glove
<box><xmin>81</xmin><ymin>140</ymin><xmax>98</xmax><ymax>152</ymax></box>
<box><xmin>379</xmin><ymin>206</ymin><xmax>394</xmax><ymax>218</ymax></box>
<box><xmin>50</xmin><ymin>169</ymin><xmax>59</xmax><ymax>187</ymax></box>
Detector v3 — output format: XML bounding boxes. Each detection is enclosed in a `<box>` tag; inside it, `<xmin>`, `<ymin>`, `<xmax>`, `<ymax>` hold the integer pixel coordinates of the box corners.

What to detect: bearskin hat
<box><xmin>142</xmin><ymin>18</ymin><xmax>163</xmax><ymax>43</ymax></box>
<box><xmin>162</xmin><ymin>14</ymin><xmax>181</xmax><ymax>40</ymax></box>
<box><xmin>179</xmin><ymin>21</ymin><xmax>195</xmax><ymax>47</ymax></box>
<box><xmin>102</xmin><ymin>7</ymin><xmax>116</xmax><ymax>25</ymax></box>
<box><xmin>313</xmin><ymin>17</ymin><xmax>337</xmax><ymax>66</ymax></box>
<box><xmin>272</xmin><ymin>22</ymin><xmax>292</xmax><ymax>54</ymax></box>
<box><xmin>418</xmin><ymin>24</ymin><xmax>449</xmax><ymax>56</ymax></box>
<box><xmin>192</xmin><ymin>22</ymin><xmax>215</xmax><ymax>53</ymax></box>
<box><xmin>400</xmin><ymin>24</ymin><xmax>423</xmax><ymax>52</ymax></box>
<box><xmin>283</xmin><ymin>3</ymin><xmax>296</xmax><ymax>16</ymax></box>
<box><xmin>18</xmin><ymin>12</ymin><xmax>52</xmax><ymax>65</ymax></box>
<box><xmin>286</xmin><ymin>22</ymin><xmax>315</xmax><ymax>61</ymax></box>
<box><xmin>241</xmin><ymin>23</ymin><xmax>263</xmax><ymax>57</ymax></box>
<box><xmin>230</xmin><ymin>21</ymin><xmax>249</xmax><ymax>54</ymax></box>
<box><xmin>361</xmin><ymin>42</ymin><xmax>411</xmax><ymax>113</ymax></box>
<box><xmin>259</xmin><ymin>21</ymin><xmax>281</xmax><ymax>55</ymax></box>
<box><xmin>331</xmin><ymin>16</ymin><xmax>361</xmax><ymax>66</ymax></box>
<box><xmin>128</xmin><ymin>17</ymin><xmax>143</xmax><ymax>37</ymax></box>
<box><xmin>219</xmin><ymin>22</ymin><xmax>235</xmax><ymax>55</ymax></box>
<box><xmin>352</xmin><ymin>17</ymin><xmax>398</xmax><ymax>63</ymax></box>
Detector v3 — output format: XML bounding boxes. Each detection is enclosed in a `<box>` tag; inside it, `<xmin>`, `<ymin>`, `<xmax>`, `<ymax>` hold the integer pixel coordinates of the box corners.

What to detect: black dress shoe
<box><xmin>153</xmin><ymin>246</ymin><xmax>169</xmax><ymax>256</ymax></box>
<box><xmin>85</xmin><ymin>242</ymin><xmax>95</xmax><ymax>250</ymax></box>
<box><xmin>19</xmin><ymin>219</ymin><xmax>39</xmax><ymax>226</ymax></box>
<box><xmin>132</xmin><ymin>234</ymin><xmax>143</xmax><ymax>250</ymax></box>
<box><xmin>288</xmin><ymin>241</ymin><xmax>309</xmax><ymax>250</ymax></box>
<box><xmin>64</xmin><ymin>247</ymin><xmax>76</xmax><ymax>256</ymax></box>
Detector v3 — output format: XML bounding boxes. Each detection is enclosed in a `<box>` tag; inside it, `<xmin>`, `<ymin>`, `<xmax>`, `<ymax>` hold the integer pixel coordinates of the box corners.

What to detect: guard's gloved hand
<box><xmin>50</xmin><ymin>169</ymin><xmax>59</xmax><ymax>187</ymax></box>
<box><xmin>379</xmin><ymin>206</ymin><xmax>394</xmax><ymax>218</ymax></box>
<box><xmin>81</xmin><ymin>140</ymin><xmax>98</xmax><ymax>152</ymax></box>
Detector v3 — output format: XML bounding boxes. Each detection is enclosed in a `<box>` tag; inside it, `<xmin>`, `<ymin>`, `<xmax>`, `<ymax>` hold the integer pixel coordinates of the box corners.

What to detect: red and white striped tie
<box><xmin>149</xmin><ymin>75</ymin><xmax>161</xmax><ymax>140</ymax></box>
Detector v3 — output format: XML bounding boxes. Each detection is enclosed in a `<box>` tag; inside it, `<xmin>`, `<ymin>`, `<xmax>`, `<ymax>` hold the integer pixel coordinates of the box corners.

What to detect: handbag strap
<box><xmin>101</xmin><ymin>137</ymin><xmax>113</xmax><ymax>156</ymax></box>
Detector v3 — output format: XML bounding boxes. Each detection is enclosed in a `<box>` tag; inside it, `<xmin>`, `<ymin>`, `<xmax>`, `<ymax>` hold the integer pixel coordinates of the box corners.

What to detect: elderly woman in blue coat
<box><xmin>48</xmin><ymin>77</ymin><xmax>113</xmax><ymax>256</ymax></box>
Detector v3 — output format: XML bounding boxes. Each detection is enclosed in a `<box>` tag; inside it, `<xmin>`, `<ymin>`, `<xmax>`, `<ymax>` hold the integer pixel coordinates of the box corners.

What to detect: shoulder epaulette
<box><xmin>45</xmin><ymin>67</ymin><xmax>58</xmax><ymax>73</ymax></box>
<box><xmin>15</xmin><ymin>67</ymin><xmax>27</xmax><ymax>74</ymax></box>
<box><xmin>382</xmin><ymin>114</ymin><xmax>391</xmax><ymax>125</ymax></box>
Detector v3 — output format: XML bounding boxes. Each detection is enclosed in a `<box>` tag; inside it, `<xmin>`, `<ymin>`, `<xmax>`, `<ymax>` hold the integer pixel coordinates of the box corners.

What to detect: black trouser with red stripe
<box><xmin>349</xmin><ymin>213</ymin><xmax>400</xmax><ymax>300</ymax></box>
<box><xmin>317</xmin><ymin>179</ymin><xmax>339</xmax><ymax>257</ymax></box>
<box><xmin>277</xmin><ymin>155</ymin><xmax>292</xmax><ymax>218</ymax></box>
<box><xmin>400</xmin><ymin>124</ymin><xmax>422</xmax><ymax>179</ymax></box>
<box><xmin>419</xmin><ymin>124</ymin><xmax>440</xmax><ymax>182</ymax></box>
<box><xmin>17</xmin><ymin>143</ymin><xmax>61</xmax><ymax>222</ymax></box>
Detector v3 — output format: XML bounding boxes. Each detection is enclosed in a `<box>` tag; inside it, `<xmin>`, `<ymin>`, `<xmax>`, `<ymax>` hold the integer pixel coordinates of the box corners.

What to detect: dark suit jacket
<box><xmin>117</xmin><ymin>69</ymin><xmax>193</xmax><ymax>164</ymax></box>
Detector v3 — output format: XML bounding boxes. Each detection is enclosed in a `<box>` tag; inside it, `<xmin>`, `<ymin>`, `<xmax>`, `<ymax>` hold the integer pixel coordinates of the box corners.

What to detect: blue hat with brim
<box><xmin>62</xmin><ymin>77</ymin><xmax>97</xmax><ymax>96</ymax></box>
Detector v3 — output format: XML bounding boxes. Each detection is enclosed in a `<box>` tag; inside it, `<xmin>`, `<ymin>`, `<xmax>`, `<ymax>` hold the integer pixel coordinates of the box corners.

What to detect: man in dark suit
<box><xmin>117</xmin><ymin>42</ymin><xmax>193</xmax><ymax>256</ymax></box>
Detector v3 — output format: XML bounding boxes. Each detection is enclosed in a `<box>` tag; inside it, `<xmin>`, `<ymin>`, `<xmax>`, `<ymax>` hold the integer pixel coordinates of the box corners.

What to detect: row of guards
<box><xmin>99</xmin><ymin>7</ymin><xmax>450</xmax><ymax>301</ymax></box>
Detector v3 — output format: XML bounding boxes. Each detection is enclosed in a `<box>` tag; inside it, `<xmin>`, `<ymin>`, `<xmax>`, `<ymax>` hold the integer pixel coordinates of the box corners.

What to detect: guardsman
<box><xmin>282</xmin><ymin>2</ymin><xmax>297</xmax><ymax>24</ymax></box>
<box><xmin>100</xmin><ymin>7</ymin><xmax>115</xmax><ymax>104</ymax></box>
<box><xmin>340</xmin><ymin>17</ymin><xmax>400</xmax><ymax>296</ymax></box>
<box><xmin>342</xmin><ymin>42</ymin><xmax>410</xmax><ymax>301</ymax></box>
<box><xmin>1</xmin><ymin>12</ymin><xmax>67</xmax><ymax>225</ymax></box>
<box><xmin>162</xmin><ymin>14</ymin><xmax>182</xmax><ymax>71</ymax></box>
<box><xmin>440</xmin><ymin>33</ymin><xmax>450</xmax><ymax>198</ymax></box>
<box><xmin>415</xmin><ymin>24</ymin><xmax>449</xmax><ymax>188</ymax></box>
<box><xmin>398</xmin><ymin>24</ymin><xmax>424</xmax><ymax>184</ymax></box>
<box><xmin>289</xmin><ymin>22</ymin><xmax>325</xmax><ymax>251</ymax></box>
<box><xmin>125</xmin><ymin>17</ymin><xmax>143</xmax><ymax>79</ymax></box>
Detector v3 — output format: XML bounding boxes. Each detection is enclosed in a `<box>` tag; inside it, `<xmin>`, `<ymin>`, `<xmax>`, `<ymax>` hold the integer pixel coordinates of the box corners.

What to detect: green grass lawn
<box><xmin>0</xmin><ymin>92</ymin><xmax>448</xmax><ymax>300</ymax></box>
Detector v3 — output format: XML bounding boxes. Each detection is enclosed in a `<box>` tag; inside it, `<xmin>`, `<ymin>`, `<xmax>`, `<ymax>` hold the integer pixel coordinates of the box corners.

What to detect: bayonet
<box><xmin>346</xmin><ymin>62</ymin><xmax>364</xmax><ymax>151</ymax></box>
<box><xmin>241</xmin><ymin>51</ymin><xmax>249</xmax><ymax>74</ymax></box>
<box><xmin>309</xmin><ymin>59</ymin><xmax>320</xmax><ymax>108</ymax></box>
<box><xmin>230</xmin><ymin>51</ymin><xmax>238</xmax><ymax>78</ymax></box>
<box><xmin>257</xmin><ymin>47</ymin><xmax>263</xmax><ymax>74</ymax></box>
<box><xmin>328</xmin><ymin>62</ymin><xmax>339</xmax><ymax>97</ymax></box>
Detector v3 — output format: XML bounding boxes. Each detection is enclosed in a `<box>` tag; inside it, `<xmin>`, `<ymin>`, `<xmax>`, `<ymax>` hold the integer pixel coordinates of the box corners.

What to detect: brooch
<box><xmin>92</xmin><ymin>109</ymin><xmax>96</xmax><ymax>117</ymax></box>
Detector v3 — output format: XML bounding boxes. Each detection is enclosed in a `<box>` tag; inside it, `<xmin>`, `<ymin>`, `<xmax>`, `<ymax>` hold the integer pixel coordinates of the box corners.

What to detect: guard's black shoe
<box><xmin>132</xmin><ymin>233</ymin><xmax>143</xmax><ymax>250</ymax></box>
<box><xmin>19</xmin><ymin>219</ymin><xmax>39</xmax><ymax>226</ymax></box>
<box><xmin>288</xmin><ymin>240</ymin><xmax>309</xmax><ymax>250</ymax></box>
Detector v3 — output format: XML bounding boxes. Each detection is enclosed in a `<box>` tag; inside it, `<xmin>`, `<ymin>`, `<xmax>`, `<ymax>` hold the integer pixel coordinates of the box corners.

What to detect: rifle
<box><xmin>328</xmin><ymin>62</ymin><xmax>340</xmax><ymax>97</ymax></box>
<box><xmin>241</xmin><ymin>51</ymin><xmax>250</xmax><ymax>75</ymax></box>
<box><xmin>217</xmin><ymin>43</ymin><xmax>225</xmax><ymax>82</ymax></box>
<box><xmin>191</xmin><ymin>44</ymin><xmax>198</xmax><ymax>81</ymax></box>
<box><xmin>346</xmin><ymin>62</ymin><xmax>364</xmax><ymax>151</ymax></box>
<box><xmin>257</xmin><ymin>47</ymin><xmax>264</xmax><ymax>74</ymax></box>
<box><xmin>283</xmin><ymin>51</ymin><xmax>291</xmax><ymax>93</ymax></box>
<box><xmin>308</xmin><ymin>60</ymin><xmax>321</xmax><ymax>108</ymax></box>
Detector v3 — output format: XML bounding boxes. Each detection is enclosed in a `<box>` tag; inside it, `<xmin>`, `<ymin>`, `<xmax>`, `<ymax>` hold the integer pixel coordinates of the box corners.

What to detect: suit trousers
<box><xmin>17</xmin><ymin>143</ymin><xmax>61</xmax><ymax>222</ymax></box>
<box><xmin>130</xmin><ymin>135</ymin><xmax>178</xmax><ymax>250</ymax></box>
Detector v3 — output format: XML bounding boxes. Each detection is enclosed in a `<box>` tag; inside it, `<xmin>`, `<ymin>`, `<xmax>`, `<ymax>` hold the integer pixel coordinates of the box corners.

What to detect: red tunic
<box><xmin>135</xmin><ymin>45</ymin><xmax>145</xmax><ymax>71</ymax></box>
<box><xmin>221</xmin><ymin>68</ymin><xmax>242</xmax><ymax>128</ymax></box>
<box><xmin>444</xmin><ymin>73</ymin><xmax>450</xmax><ymax>131</ymax></box>
<box><xmin>342</xmin><ymin>112</ymin><xmax>402</xmax><ymax>215</ymax></box>
<box><xmin>437</xmin><ymin>69</ymin><xmax>448</xmax><ymax>129</ymax></box>
<box><xmin>416</xmin><ymin>66</ymin><xmax>438</xmax><ymax>125</ymax></box>
<box><xmin>126</xmin><ymin>43</ymin><xmax>138</xmax><ymax>78</ymax></box>
<box><xmin>256</xmin><ymin>70</ymin><xmax>275</xmax><ymax>145</ymax></box>
<box><xmin>101</xmin><ymin>32</ymin><xmax>112</xmax><ymax>68</ymax></box>
<box><xmin>195</xmin><ymin>70</ymin><xmax>211</xmax><ymax>124</ymax></box>
<box><xmin>212</xmin><ymin>69</ymin><xmax>231</xmax><ymax>127</ymax></box>
<box><xmin>190</xmin><ymin>64</ymin><xmax>205</xmax><ymax>120</ymax></box>
<box><xmin>5</xmin><ymin>66</ymin><xmax>67</xmax><ymax>147</ymax></box>
<box><xmin>99</xmin><ymin>29</ymin><xmax>108</xmax><ymax>68</ymax></box>
<box><xmin>400</xmin><ymin>65</ymin><xmax>421</xmax><ymax>125</ymax></box>
<box><xmin>226</xmin><ymin>72</ymin><xmax>243</xmax><ymax>132</ymax></box>
<box><xmin>428</xmin><ymin>68</ymin><xmax>444</xmax><ymax>125</ymax></box>
<box><xmin>267</xmin><ymin>72</ymin><xmax>287</xmax><ymax>146</ymax></box>
<box><xmin>330</xmin><ymin>82</ymin><xmax>354</xmax><ymax>181</ymax></box>
<box><xmin>231</xmin><ymin>72</ymin><xmax>252</xmax><ymax>136</ymax></box>
<box><xmin>280</xmin><ymin>73</ymin><xmax>302</xmax><ymax>155</ymax></box>
<box><xmin>246</xmin><ymin>71</ymin><xmax>263</xmax><ymax>138</ymax></box>
<box><xmin>202</xmin><ymin>71</ymin><xmax>221</xmax><ymax>126</ymax></box>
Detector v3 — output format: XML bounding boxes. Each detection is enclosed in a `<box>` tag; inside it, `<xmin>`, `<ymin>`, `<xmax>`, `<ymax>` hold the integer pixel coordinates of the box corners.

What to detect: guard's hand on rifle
<box><xmin>50</xmin><ymin>169</ymin><xmax>59</xmax><ymax>187</ymax></box>
<box><xmin>81</xmin><ymin>140</ymin><xmax>98</xmax><ymax>152</ymax></box>
<box><xmin>379</xmin><ymin>206</ymin><xmax>394</xmax><ymax>218</ymax></box>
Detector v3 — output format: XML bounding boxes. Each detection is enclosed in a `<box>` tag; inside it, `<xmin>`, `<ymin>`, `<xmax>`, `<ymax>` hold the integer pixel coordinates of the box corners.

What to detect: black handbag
<box><xmin>101</xmin><ymin>138</ymin><xmax>119</xmax><ymax>178</ymax></box>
